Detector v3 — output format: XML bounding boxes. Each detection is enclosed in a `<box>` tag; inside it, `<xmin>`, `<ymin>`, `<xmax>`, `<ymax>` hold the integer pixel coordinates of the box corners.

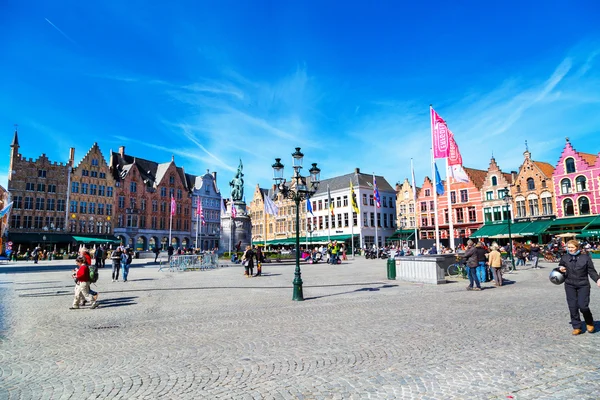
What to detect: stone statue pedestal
<box><xmin>219</xmin><ymin>201</ymin><xmax>252</xmax><ymax>255</ymax></box>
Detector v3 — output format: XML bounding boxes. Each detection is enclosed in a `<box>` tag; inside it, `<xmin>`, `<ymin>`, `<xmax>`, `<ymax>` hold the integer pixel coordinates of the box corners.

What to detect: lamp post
<box><xmin>272</xmin><ymin>148</ymin><xmax>321</xmax><ymax>301</ymax></box>
<box><xmin>503</xmin><ymin>187</ymin><xmax>515</xmax><ymax>270</ymax></box>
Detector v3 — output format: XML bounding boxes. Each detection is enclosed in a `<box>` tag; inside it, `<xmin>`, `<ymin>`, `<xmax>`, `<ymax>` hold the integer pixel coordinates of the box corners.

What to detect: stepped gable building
<box><xmin>416</xmin><ymin>176</ymin><xmax>437</xmax><ymax>242</ymax></box>
<box><xmin>187</xmin><ymin>169</ymin><xmax>222</xmax><ymax>250</ymax></box>
<box><xmin>248</xmin><ymin>185</ymin><xmax>273</xmax><ymax>245</ymax></box>
<box><xmin>68</xmin><ymin>143</ymin><xmax>117</xmax><ymax>240</ymax></box>
<box><xmin>7</xmin><ymin>129</ymin><xmax>73</xmax><ymax>250</ymax></box>
<box><xmin>480</xmin><ymin>157</ymin><xmax>515</xmax><ymax>223</ymax></box>
<box><xmin>436</xmin><ymin>167</ymin><xmax>487</xmax><ymax>244</ymax></box>
<box><xmin>510</xmin><ymin>147</ymin><xmax>555</xmax><ymax>221</ymax></box>
<box><xmin>109</xmin><ymin>146</ymin><xmax>192</xmax><ymax>251</ymax></box>
<box><xmin>0</xmin><ymin>184</ymin><xmax>7</xmax><ymax>251</ymax></box>
<box><xmin>394</xmin><ymin>178</ymin><xmax>418</xmax><ymax>242</ymax></box>
<box><xmin>552</xmin><ymin>137</ymin><xmax>600</xmax><ymax>217</ymax></box>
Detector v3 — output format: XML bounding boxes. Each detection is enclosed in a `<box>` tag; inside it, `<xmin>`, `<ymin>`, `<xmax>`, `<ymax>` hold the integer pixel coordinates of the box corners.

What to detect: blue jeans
<box><xmin>476</xmin><ymin>262</ymin><xmax>487</xmax><ymax>283</ymax></box>
<box><xmin>121</xmin><ymin>263</ymin><xmax>130</xmax><ymax>281</ymax></box>
<box><xmin>467</xmin><ymin>266</ymin><xmax>481</xmax><ymax>288</ymax></box>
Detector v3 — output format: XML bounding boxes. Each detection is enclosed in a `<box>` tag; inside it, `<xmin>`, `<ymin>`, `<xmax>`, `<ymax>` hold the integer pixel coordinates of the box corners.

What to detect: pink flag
<box><xmin>230</xmin><ymin>197</ymin><xmax>237</xmax><ymax>218</ymax></box>
<box><xmin>447</xmin><ymin>131</ymin><xmax>462</xmax><ymax>166</ymax></box>
<box><xmin>170</xmin><ymin>196</ymin><xmax>176</xmax><ymax>216</ymax></box>
<box><xmin>197</xmin><ymin>197</ymin><xmax>206</xmax><ymax>225</ymax></box>
<box><xmin>431</xmin><ymin>108</ymin><xmax>449</xmax><ymax>159</ymax></box>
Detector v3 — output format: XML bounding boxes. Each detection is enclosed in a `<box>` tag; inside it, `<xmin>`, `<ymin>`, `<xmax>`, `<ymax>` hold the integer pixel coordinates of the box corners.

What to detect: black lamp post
<box><xmin>503</xmin><ymin>187</ymin><xmax>515</xmax><ymax>270</ymax></box>
<box><xmin>272</xmin><ymin>148</ymin><xmax>321</xmax><ymax>301</ymax></box>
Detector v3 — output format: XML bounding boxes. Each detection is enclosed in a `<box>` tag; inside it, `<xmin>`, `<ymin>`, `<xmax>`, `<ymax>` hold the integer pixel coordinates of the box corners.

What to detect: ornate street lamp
<box><xmin>503</xmin><ymin>187</ymin><xmax>515</xmax><ymax>270</ymax></box>
<box><xmin>271</xmin><ymin>148</ymin><xmax>321</xmax><ymax>301</ymax></box>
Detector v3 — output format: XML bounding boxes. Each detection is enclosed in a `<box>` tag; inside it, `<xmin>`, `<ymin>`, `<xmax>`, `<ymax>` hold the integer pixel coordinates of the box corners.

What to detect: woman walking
<box><xmin>488</xmin><ymin>243</ymin><xmax>503</xmax><ymax>286</ymax></box>
<box><xmin>558</xmin><ymin>240</ymin><xmax>600</xmax><ymax>335</ymax></box>
<box><xmin>242</xmin><ymin>245</ymin><xmax>254</xmax><ymax>277</ymax></box>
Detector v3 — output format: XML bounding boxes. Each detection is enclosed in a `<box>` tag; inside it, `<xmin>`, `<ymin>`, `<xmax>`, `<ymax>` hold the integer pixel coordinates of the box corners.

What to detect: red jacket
<box><xmin>83</xmin><ymin>253</ymin><xmax>92</xmax><ymax>266</ymax></box>
<box><xmin>75</xmin><ymin>265</ymin><xmax>90</xmax><ymax>282</ymax></box>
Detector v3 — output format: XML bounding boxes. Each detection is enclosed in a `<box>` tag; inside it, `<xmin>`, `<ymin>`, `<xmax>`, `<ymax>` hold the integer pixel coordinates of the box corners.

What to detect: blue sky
<box><xmin>1</xmin><ymin>1</ymin><xmax>599</xmax><ymax>197</ymax></box>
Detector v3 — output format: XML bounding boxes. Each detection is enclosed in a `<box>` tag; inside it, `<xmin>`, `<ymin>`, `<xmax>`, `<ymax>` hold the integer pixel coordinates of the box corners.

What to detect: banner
<box><xmin>170</xmin><ymin>196</ymin><xmax>176</xmax><ymax>216</ymax></box>
<box><xmin>350</xmin><ymin>181</ymin><xmax>359</xmax><ymax>214</ymax></box>
<box><xmin>450</xmin><ymin>164</ymin><xmax>470</xmax><ymax>183</ymax></box>
<box><xmin>373</xmin><ymin>176</ymin><xmax>381</xmax><ymax>208</ymax></box>
<box><xmin>448</xmin><ymin>131</ymin><xmax>462</xmax><ymax>166</ymax></box>
<box><xmin>431</xmin><ymin>108</ymin><xmax>449</xmax><ymax>159</ymax></box>
<box><xmin>230</xmin><ymin>196</ymin><xmax>237</xmax><ymax>218</ymax></box>
<box><xmin>264</xmin><ymin>194</ymin><xmax>279</xmax><ymax>216</ymax></box>
<box><xmin>306</xmin><ymin>196</ymin><xmax>314</xmax><ymax>216</ymax></box>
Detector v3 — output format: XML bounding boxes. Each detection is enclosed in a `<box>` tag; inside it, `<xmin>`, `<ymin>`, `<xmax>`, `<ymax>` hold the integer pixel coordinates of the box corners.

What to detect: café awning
<box><xmin>72</xmin><ymin>235</ymin><xmax>121</xmax><ymax>244</ymax></box>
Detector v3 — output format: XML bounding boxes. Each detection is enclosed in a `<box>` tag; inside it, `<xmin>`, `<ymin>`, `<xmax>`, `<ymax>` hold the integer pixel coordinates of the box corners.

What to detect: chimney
<box><xmin>355</xmin><ymin>167</ymin><xmax>360</xmax><ymax>174</ymax></box>
<box><xmin>119</xmin><ymin>146</ymin><xmax>125</xmax><ymax>156</ymax></box>
<box><xmin>511</xmin><ymin>171</ymin><xmax>517</xmax><ymax>184</ymax></box>
<box><xmin>212</xmin><ymin>171</ymin><xmax>217</xmax><ymax>180</ymax></box>
<box><xmin>69</xmin><ymin>147</ymin><xmax>75</xmax><ymax>164</ymax></box>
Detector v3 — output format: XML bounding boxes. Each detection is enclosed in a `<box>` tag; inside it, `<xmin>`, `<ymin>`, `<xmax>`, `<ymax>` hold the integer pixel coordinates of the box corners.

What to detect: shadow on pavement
<box><xmin>96</xmin><ymin>296</ymin><xmax>138</xmax><ymax>309</ymax></box>
<box><xmin>304</xmin><ymin>284</ymin><xmax>398</xmax><ymax>301</ymax></box>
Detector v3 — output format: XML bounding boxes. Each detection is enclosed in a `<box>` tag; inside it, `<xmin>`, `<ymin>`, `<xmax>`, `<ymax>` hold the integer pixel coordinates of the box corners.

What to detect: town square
<box><xmin>1</xmin><ymin>1</ymin><xmax>600</xmax><ymax>399</ymax></box>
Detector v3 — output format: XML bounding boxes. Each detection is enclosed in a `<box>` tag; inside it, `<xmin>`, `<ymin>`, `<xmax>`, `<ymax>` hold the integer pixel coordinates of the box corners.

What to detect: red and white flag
<box><xmin>230</xmin><ymin>196</ymin><xmax>237</xmax><ymax>218</ymax></box>
<box><xmin>170</xmin><ymin>196</ymin><xmax>176</xmax><ymax>216</ymax></box>
<box><xmin>196</xmin><ymin>196</ymin><xmax>206</xmax><ymax>225</ymax></box>
<box><xmin>447</xmin><ymin>130</ymin><xmax>469</xmax><ymax>183</ymax></box>
<box><xmin>431</xmin><ymin>108</ymin><xmax>450</xmax><ymax>159</ymax></box>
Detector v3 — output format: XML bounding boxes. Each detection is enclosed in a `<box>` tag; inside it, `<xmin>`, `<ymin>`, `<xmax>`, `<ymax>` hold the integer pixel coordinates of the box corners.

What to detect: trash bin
<box><xmin>387</xmin><ymin>258</ymin><xmax>396</xmax><ymax>280</ymax></box>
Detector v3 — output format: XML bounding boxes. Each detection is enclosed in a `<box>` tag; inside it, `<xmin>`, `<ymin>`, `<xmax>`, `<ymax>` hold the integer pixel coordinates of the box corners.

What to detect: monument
<box><xmin>219</xmin><ymin>160</ymin><xmax>252</xmax><ymax>255</ymax></box>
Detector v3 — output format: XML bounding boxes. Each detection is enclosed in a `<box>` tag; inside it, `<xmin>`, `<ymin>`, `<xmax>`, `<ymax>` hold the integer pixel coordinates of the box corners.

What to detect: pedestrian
<box><xmin>475</xmin><ymin>242</ymin><xmax>488</xmax><ymax>284</ymax></box>
<box><xmin>515</xmin><ymin>244</ymin><xmax>526</xmax><ymax>267</ymax></box>
<box><xmin>95</xmin><ymin>245</ymin><xmax>104</xmax><ymax>268</ymax></box>
<box><xmin>70</xmin><ymin>256</ymin><xmax>98</xmax><ymax>309</ymax></box>
<box><xmin>462</xmin><ymin>240</ymin><xmax>482</xmax><ymax>291</ymax></box>
<box><xmin>530</xmin><ymin>243</ymin><xmax>541</xmax><ymax>269</ymax></box>
<box><xmin>242</xmin><ymin>245</ymin><xmax>254</xmax><ymax>277</ymax></box>
<box><xmin>111</xmin><ymin>247</ymin><xmax>122</xmax><ymax>282</ymax></box>
<box><xmin>488</xmin><ymin>243</ymin><xmax>503</xmax><ymax>286</ymax></box>
<box><xmin>254</xmin><ymin>246</ymin><xmax>263</xmax><ymax>276</ymax></box>
<box><xmin>341</xmin><ymin>244</ymin><xmax>348</xmax><ymax>261</ymax></box>
<box><xmin>121</xmin><ymin>248</ymin><xmax>132</xmax><ymax>282</ymax></box>
<box><xmin>558</xmin><ymin>240</ymin><xmax>600</xmax><ymax>335</ymax></box>
<box><xmin>153</xmin><ymin>245</ymin><xmax>161</xmax><ymax>262</ymax></box>
<box><xmin>167</xmin><ymin>245</ymin><xmax>174</xmax><ymax>261</ymax></box>
<box><xmin>32</xmin><ymin>246</ymin><xmax>40</xmax><ymax>264</ymax></box>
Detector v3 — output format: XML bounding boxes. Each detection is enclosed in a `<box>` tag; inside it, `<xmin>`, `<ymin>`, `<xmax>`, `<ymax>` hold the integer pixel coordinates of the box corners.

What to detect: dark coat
<box><xmin>463</xmin><ymin>246</ymin><xmax>478</xmax><ymax>268</ymax></box>
<box><xmin>475</xmin><ymin>247</ymin><xmax>488</xmax><ymax>262</ymax></box>
<box><xmin>558</xmin><ymin>252</ymin><xmax>599</xmax><ymax>287</ymax></box>
<box><xmin>243</xmin><ymin>249</ymin><xmax>254</xmax><ymax>269</ymax></box>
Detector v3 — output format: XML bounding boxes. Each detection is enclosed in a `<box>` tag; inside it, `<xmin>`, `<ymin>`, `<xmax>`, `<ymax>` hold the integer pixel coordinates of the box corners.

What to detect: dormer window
<box><xmin>491</xmin><ymin>176</ymin><xmax>497</xmax><ymax>186</ymax></box>
<box><xmin>169</xmin><ymin>175</ymin><xmax>175</xmax><ymax>184</ymax></box>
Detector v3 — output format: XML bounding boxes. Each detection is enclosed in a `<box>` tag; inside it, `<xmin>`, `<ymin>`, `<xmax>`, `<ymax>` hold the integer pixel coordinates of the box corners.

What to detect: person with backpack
<box><xmin>70</xmin><ymin>256</ymin><xmax>98</xmax><ymax>309</ymax></box>
<box><xmin>111</xmin><ymin>247</ymin><xmax>122</xmax><ymax>282</ymax></box>
<box><xmin>121</xmin><ymin>248</ymin><xmax>133</xmax><ymax>282</ymax></box>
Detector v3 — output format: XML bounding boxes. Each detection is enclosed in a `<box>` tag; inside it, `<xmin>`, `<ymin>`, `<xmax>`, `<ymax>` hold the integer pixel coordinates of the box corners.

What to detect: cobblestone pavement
<box><xmin>1</xmin><ymin>258</ymin><xmax>600</xmax><ymax>399</ymax></box>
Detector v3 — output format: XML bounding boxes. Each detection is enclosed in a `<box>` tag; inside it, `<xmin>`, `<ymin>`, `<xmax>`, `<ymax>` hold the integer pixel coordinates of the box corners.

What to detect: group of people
<box><xmin>241</xmin><ymin>245</ymin><xmax>263</xmax><ymax>277</ymax></box>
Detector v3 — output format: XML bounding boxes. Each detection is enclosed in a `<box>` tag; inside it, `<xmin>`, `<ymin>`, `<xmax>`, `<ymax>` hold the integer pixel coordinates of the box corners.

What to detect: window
<box><xmin>169</xmin><ymin>175</ymin><xmax>175</xmax><ymax>184</ymax></box>
<box><xmin>99</xmin><ymin>172</ymin><xmax>106</xmax><ymax>179</ymax></box>
<box><xmin>161</xmin><ymin>202</ymin><xmax>166</xmax><ymax>212</ymax></box>
<box><xmin>516</xmin><ymin>200</ymin><xmax>526</xmax><ymax>218</ymax></box>
<box><xmin>23</xmin><ymin>215</ymin><xmax>32</xmax><ymax>228</ymax></box>
<box><xmin>565</xmin><ymin>157</ymin><xmax>575</xmax><ymax>173</ymax></box>
<box><xmin>456</xmin><ymin>208</ymin><xmax>464</xmax><ymax>223</ymax></box>
<box><xmin>486</xmin><ymin>191</ymin><xmax>493</xmax><ymax>201</ymax></box>
<box><xmin>578</xmin><ymin>197</ymin><xmax>590</xmax><ymax>215</ymax></box>
<box><xmin>177</xmin><ymin>189</ymin><xmax>183</xmax><ymax>199</ymax></box>
<box><xmin>576</xmin><ymin>176</ymin><xmax>587</xmax><ymax>192</ymax></box>
<box><xmin>344</xmin><ymin>213</ymin><xmax>349</xmax><ymax>227</ymax></box>
<box><xmin>491</xmin><ymin>176</ymin><xmax>497</xmax><ymax>186</ymax></box>
<box><xmin>400</xmin><ymin>204</ymin><xmax>406</xmax><ymax>214</ymax></box>
<box><xmin>152</xmin><ymin>200</ymin><xmax>158</xmax><ymax>212</ymax></box>
<box><xmin>460</xmin><ymin>190</ymin><xmax>468</xmax><ymax>203</ymax></box>
<box><xmin>118</xmin><ymin>196</ymin><xmax>125</xmax><ymax>208</ymax></box>
<box><xmin>493</xmin><ymin>206</ymin><xmax>501</xmax><ymax>221</ymax></box>
<box><xmin>79</xmin><ymin>202</ymin><xmax>87</xmax><ymax>213</ymax></box>
<box><xmin>130</xmin><ymin>182</ymin><xmax>137</xmax><ymax>193</ymax></box>
<box><xmin>319</xmin><ymin>216</ymin><xmax>324</xmax><ymax>229</ymax></box>
<box><xmin>38</xmin><ymin>169</ymin><xmax>47</xmax><ymax>178</ymax></box>
<box><xmin>382</xmin><ymin>196</ymin><xmax>387</xmax><ymax>207</ymax></box>
<box><xmin>498</xmin><ymin>189</ymin><xmax>507</xmax><ymax>199</ymax></box>
<box><xmin>26</xmin><ymin>182</ymin><xmax>34</xmax><ymax>191</ymax></box>
<box><xmin>151</xmin><ymin>216</ymin><xmax>157</xmax><ymax>229</ymax></box>
<box><xmin>468</xmin><ymin>207</ymin><xmax>477</xmax><ymax>222</ymax></box>
<box><xmin>443</xmin><ymin>209</ymin><xmax>448</xmax><ymax>223</ymax></box>
<box><xmin>450</xmin><ymin>191</ymin><xmax>456</xmax><ymax>204</ymax></box>
<box><xmin>318</xmin><ymin>200</ymin><xmax>323</xmax><ymax>210</ymax></box>
<box><xmin>57</xmin><ymin>199</ymin><xmax>66</xmax><ymax>212</ymax></box>
<box><xmin>98</xmin><ymin>203</ymin><xmax>104</xmax><ymax>215</ymax></box>
<box><xmin>130</xmin><ymin>198</ymin><xmax>136</xmax><ymax>209</ymax></box>
<box><xmin>343</xmin><ymin>196</ymin><xmax>348</xmax><ymax>207</ymax></box>
<box><xmin>90</xmin><ymin>184</ymin><xmax>97</xmax><ymax>195</ymax></box>
<box><xmin>35</xmin><ymin>198</ymin><xmax>45</xmax><ymax>210</ymax></box>
<box><xmin>420</xmin><ymin>202</ymin><xmax>427</xmax><ymax>212</ymax></box>
<box><xmin>362</xmin><ymin>194</ymin><xmax>367</xmax><ymax>205</ymax></box>
<box><xmin>47</xmin><ymin>199</ymin><xmax>55</xmax><ymax>211</ymax></box>
<box><xmin>560</xmin><ymin>179</ymin><xmax>571</xmax><ymax>194</ymax></box>
<box><xmin>24</xmin><ymin>197</ymin><xmax>33</xmax><ymax>210</ymax></box>
<box><xmin>89</xmin><ymin>202</ymin><xmax>96</xmax><ymax>214</ymax></box>
<box><xmin>13</xmin><ymin>196</ymin><xmax>22</xmax><ymax>209</ymax></box>
<box><xmin>383</xmin><ymin>213</ymin><xmax>388</xmax><ymax>228</ymax></box>
<box><xmin>337</xmin><ymin>214</ymin><xmax>342</xmax><ymax>228</ymax></box>
<box><xmin>141</xmin><ymin>199</ymin><xmax>146</xmax><ymax>211</ymax></box>
<box><xmin>47</xmin><ymin>184</ymin><xmax>56</xmax><ymax>193</ymax></box>
<box><xmin>10</xmin><ymin>215</ymin><xmax>20</xmax><ymax>228</ymax></box>
<box><xmin>81</xmin><ymin>169</ymin><xmax>89</xmax><ymax>176</ymax></box>
<box><xmin>106</xmin><ymin>204</ymin><xmax>112</xmax><ymax>216</ymax></box>
<box><xmin>409</xmin><ymin>203</ymin><xmax>414</xmax><ymax>213</ymax></box>
<box><xmin>370</xmin><ymin>212</ymin><xmax>375</xmax><ymax>227</ymax></box>
<box><xmin>90</xmin><ymin>171</ymin><xmax>97</xmax><ymax>178</ymax></box>
<box><xmin>421</xmin><ymin>215</ymin><xmax>428</xmax><ymax>226</ymax></box>
<box><xmin>71</xmin><ymin>182</ymin><xmax>79</xmax><ymax>193</ymax></box>
<box><xmin>107</xmin><ymin>187</ymin><xmax>113</xmax><ymax>197</ymax></box>
<box><xmin>161</xmin><ymin>188</ymin><xmax>167</xmax><ymax>197</ymax></box>
<box><xmin>429</xmin><ymin>201</ymin><xmax>434</xmax><ymax>211</ymax></box>
<box><xmin>81</xmin><ymin>183</ymin><xmax>88</xmax><ymax>194</ymax></box>
<box><xmin>527</xmin><ymin>178</ymin><xmax>535</xmax><ymax>190</ymax></box>
<box><xmin>34</xmin><ymin>216</ymin><xmax>43</xmax><ymax>229</ymax></box>
<box><xmin>37</xmin><ymin>183</ymin><xmax>45</xmax><ymax>192</ymax></box>
<box><xmin>563</xmin><ymin>198</ymin><xmax>574</xmax><ymax>216</ymax></box>
<box><xmin>369</xmin><ymin>195</ymin><xmax>374</xmax><ymax>206</ymax></box>
<box><xmin>484</xmin><ymin>208</ymin><xmax>492</xmax><ymax>222</ymax></box>
<box><xmin>91</xmin><ymin>158</ymin><xmax>99</xmax><ymax>166</ymax></box>
<box><xmin>528</xmin><ymin>199</ymin><xmax>539</xmax><ymax>216</ymax></box>
<box><xmin>542</xmin><ymin>197</ymin><xmax>553</xmax><ymax>215</ymax></box>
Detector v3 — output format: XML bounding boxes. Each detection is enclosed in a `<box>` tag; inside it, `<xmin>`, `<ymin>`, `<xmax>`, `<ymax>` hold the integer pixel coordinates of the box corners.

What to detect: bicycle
<box><xmin>542</xmin><ymin>250</ymin><xmax>559</xmax><ymax>263</ymax></box>
<box><xmin>501</xmin><ymin>257</ymin><xmax>515</xmax><ymax>274</ymax></box>
<box><xmin>447</xmin><ymin>261</ymin><xmax>467</xmax><ymax>278</ymax></box>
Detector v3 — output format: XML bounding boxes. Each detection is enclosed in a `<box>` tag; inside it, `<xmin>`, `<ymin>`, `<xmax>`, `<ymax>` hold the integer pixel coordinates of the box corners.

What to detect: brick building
<box><xmin>416</xmin><ymin>176</ymin><xmax>438</xmax><ymax>242</ymax></box>
<box><xmin>481</xmin><ymin>157</ymin><xmax>514</xmax><ymax>223</ymax></box>
<box><xmin>109</xmin><ymin>147</ymin><xmax>193</xmax><ymax>251</ymax></box>
<box><xmin>189</xmin><ymin>170</ymin><xmax>222</xmax><ymax>251</ymax></box>
<box><xmin>7</xmin><ymin>130</ymin><xmax>72</xmax><ymax>250</ymax></box>
<box><xmin>393</xmin><ymin>178</ymin><xmax>418</xmax><ymax>244</ymax></box>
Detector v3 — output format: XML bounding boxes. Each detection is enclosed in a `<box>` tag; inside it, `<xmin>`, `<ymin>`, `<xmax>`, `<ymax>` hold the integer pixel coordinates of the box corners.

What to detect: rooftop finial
<box><xmin>525</xmin><ymin>139</ymin><xmax>529</xmax><ymax>152</ymax></box>
<box><xmin>14</xmin><ymin>123</ymin><xmax>18</xmax><ymax>132</ymax></box>
<box><xmin>566</xmin><ymin>136</ymin><xmax>570</xmax><ymax>143</ymax></box>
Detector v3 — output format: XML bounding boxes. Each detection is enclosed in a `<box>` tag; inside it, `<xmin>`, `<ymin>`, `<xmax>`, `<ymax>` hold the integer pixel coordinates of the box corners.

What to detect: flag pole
<box><xmin>327</xmin><ymin>184</ymin><xmax>331</xmax><ymax>242</ymax></box>
<box><xmin>446</xmin><ymin>157</ymin><xmax>455</xmax><ymax>251</ymax></box>
<box><xmin>169</xmin><ymin>202</ymin><xmax>173</xmax><ymax>247</ymax></box>
<box><xmin>199</xmin><ymin>201</ymin><xmax>203</xmax><ymax>252</ymax></box>
<box><xmin>264</xmin><ymin>205</ymin><xmax>267</xmax><ymax>248</ymax></box>
<box><xmin>430</xmin><ymin>105</ymin><xmax>441</xmax><ymax>252</ymax></box>
<box><xmin>373</xmin><ymin>173</ymin><xmax>378</xmax><ymax>251</ymax></box>
<box><xmin>195</xmin><ymin>200</ymin><xmax>199</xmax><ymax>249</ymax></box>
<box><xmin>229</xmin><ymin>200</ymin><xmax>232</xmax><ymax>257</ymax></box>
<box><xmin>411</xmin><ymin>158</ymin><xmax>419</xmax><ymax>254</ymax></box>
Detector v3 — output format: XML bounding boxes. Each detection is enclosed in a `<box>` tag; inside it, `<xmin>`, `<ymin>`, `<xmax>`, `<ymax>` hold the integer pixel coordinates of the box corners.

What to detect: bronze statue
<box><xmin>229</xmin><ymin>159</ymin><xmax>244</xmax><ymax>202</ymax></box>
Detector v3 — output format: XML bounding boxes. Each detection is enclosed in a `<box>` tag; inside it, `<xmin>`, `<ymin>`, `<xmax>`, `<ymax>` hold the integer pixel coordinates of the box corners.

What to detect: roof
<box><xmin>110</xmin><ymin>151</ymin><xmax>190</xmax><ymax>191</ymax></box>
<box><xmin>11</xmin><ymin>130</ymin><xmax>19</xmax><ymax>147</ymax></box>
<box><xmin>533</xmin><ymin>161</ymin><xmax>555</xmax><ymax>178</ymax></box>
<box><xmin>580</xmin><ymin>152</ymin><xmax>598</xmax><ymax>167</ymax></box>
<box><xmin>312</xmin><ymin>171</ymin><xmax>395</xmax><ymax>195</ymax></box>
<box><xmin>463</xmin><ymin>167</ymin><xmax>487</xmax><ymax>189</ymax></box>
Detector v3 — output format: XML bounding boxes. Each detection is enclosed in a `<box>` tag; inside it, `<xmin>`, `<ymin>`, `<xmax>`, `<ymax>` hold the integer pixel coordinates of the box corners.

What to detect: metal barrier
<box><xmin>158</xmin><ymin>254</ymin><xmax>220</xmax><ymax>272</ymax></box>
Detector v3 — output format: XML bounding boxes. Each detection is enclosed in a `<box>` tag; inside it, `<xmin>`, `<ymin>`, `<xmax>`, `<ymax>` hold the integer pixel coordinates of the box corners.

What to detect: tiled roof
<box><xmin>580</xmin><ymin>152</ymin><xmax>598</xmax><ymax>167</ymax></box>
<box><xmin>463</xmin><ymin>167</ymin><xmax>488</xmax><ymax>189</ymax></box>
<box><xmin>502</xmin><ymin>172</ymin><xmax>513</xmax><ymax>184</ymax></box>
<box><xmin>533</xmin><ymin>161</ymin><xmax>555</xmax><ymax>178</ymax></box>
<box><xmin>312</xmin><ymin>170</ymin><xmax>395</xmax><ymax>195</ymax></box>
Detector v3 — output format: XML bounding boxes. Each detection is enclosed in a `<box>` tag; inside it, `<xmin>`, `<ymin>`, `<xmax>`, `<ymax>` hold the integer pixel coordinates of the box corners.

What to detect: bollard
<box><xmin>387</xmin><ymin>258</ymin><xmax>396</xmax><ymax>280</ymax></box>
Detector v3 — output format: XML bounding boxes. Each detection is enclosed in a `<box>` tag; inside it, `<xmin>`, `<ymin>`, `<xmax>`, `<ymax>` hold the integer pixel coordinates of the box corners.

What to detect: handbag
<box><xmin>242</xmin><ymin>260</ymin><xmax>248</xmax><ymax>267</ymax></box>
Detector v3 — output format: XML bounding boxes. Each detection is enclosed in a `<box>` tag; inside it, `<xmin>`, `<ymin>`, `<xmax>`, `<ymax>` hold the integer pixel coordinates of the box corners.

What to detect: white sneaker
<box><xmin>112</xmin><ymin>279</ymin><xmax>115</xmax><ymax>282</ymax></box>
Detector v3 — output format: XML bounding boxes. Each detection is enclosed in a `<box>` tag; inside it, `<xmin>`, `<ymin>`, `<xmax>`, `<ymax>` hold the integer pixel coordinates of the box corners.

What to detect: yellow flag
<box><xmin>350</xmin><ymin>181</ymin><xmax>359</xmax><ymax>214</ymax></box>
